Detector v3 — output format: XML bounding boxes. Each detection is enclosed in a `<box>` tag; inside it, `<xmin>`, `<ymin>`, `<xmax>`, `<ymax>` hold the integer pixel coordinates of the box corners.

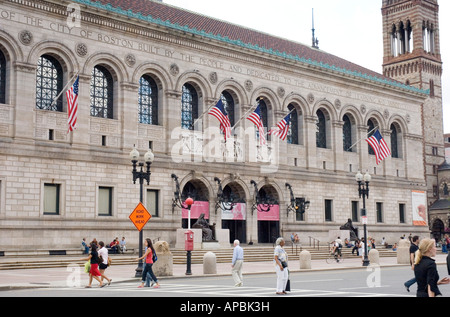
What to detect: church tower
<box><xmin>382</xmin><ymin>0</ymin><xmax>444</xmax><ymax>205</ymax></box>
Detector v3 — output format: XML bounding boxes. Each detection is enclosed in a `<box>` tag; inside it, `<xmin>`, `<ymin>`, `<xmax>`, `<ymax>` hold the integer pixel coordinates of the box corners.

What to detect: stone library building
<box><xmin>0</xmin><ymin>0</ymin><xmax>447</xmax><ymax>250</ymax></box>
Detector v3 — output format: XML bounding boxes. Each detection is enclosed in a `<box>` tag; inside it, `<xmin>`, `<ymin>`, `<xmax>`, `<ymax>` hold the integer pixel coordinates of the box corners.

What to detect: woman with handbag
<box><xmin>274</xmin><ymin>237</ymin><xmax>288</xmax><ymax>295</ymax></box>
<box><xmin>135</xmin><ymin>238</ymin><xmax>160</xmax><ymax>289</ymax></box>
<box><xmin>80</xmin><ymin>243</ymin><xmax>105</xmax><ymax>288</ymax></box>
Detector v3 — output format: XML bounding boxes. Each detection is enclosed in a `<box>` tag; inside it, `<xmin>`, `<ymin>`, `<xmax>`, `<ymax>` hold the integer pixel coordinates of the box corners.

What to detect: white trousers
<box><xmin>275</xmin><ymin>265</ymin><xmax>288</xmax><ymax>292</ymax></box>
<box><xmin>232</xmin><ymin>260</ymin><xmax>244</xmax><ymax>286</ymax></box>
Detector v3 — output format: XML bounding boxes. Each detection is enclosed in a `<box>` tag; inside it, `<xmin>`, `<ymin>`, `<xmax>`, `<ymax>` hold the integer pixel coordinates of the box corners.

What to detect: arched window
<box><xmin>90</xmin><ymin>65</ymin><xmax>114</xmax><ymax>119</ymax></box>
<box><xmin>367</xmin><ymin>119</ymin><xmax>376</xmax><ymax>155</ymax></box>
<box><xmin>316</xmin><ymin>109</ymin><xmax>327</xmax><ymax>148</ymax></box>
<box><xmin>0</xmin><ymin>50</ymin><xmax>5</xmax><ymax>104</ymax></box>
<box><xmin>221</xmin><ymin>91</ymin><xmax>235</xmax><ymax>127</ymax></box>
<box><xmin>36</xmin><ymin>55</ymin><xmax>63</xmax><ymax>111</ymax></box>
<box><xmin>287</xmin><ymin>104</ymin><xmax>298</xmax><ymax>145</ymax></box>
<box><xmin>259</xmin><ymin>99</ymin><xmax>269</xmax><ymax>141</ymax></box>
<box><xmin>343</xmin><ymin>114</ymin><xmax>353</xmax><ymax>152</ymax></box>
<box><xmin>390</xmin><ymin>123</ymin><xmax>400</xmax><ymax>158</ymax></box>
<box><xmin>138</xmin><ymin>75</ymin><xmax>158</xmax><ymax>125</ymax></box>
<box><xmin>181</xmin><ymin>83</ymin><xmax>198</xmax><ymax>130</ymax></box>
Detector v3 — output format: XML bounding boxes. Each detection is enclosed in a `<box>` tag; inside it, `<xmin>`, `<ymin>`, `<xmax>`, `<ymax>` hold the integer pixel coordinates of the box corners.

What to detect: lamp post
<box><xmin>185</xmin><ymin>197</ymin><xmax>194</xmax><ymax>275</ymax></box>
<box><xmin>356</xmin><ymin>170</ymin><xmax>371</xmax><ymax>267</ymax></box>
<box><xmin>130</xmin><ymin>146</ymin><xmax>154</xmax><ymax>277</ymax></box>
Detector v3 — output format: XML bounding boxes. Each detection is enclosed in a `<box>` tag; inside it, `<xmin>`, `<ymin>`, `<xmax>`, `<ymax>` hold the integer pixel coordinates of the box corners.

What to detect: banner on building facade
<box><xmin>411</xmin><ymin>190</ymin><xmax>427</xmax><ymax>226</ymax></box>
<box><xmin>257</xmin><ymin>204</ymin><xmax>280</xmax><ymax>221</ymax></box>
<box><xmin>182</xmin><ymin>201</ymin><xmax>209</xmax><ymax>219</ymax></box>
<box><xmin>221</xmin><ymin>203</ymin><xmax>246</xmax><ymax>220</ymax></box>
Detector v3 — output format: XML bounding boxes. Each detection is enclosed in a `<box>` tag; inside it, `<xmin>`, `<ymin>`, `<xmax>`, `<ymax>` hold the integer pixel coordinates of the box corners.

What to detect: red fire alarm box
<box><xmin>185</xmin><ymin>230</ymin><xmax>194</xmax><ymax>251</ymax></box>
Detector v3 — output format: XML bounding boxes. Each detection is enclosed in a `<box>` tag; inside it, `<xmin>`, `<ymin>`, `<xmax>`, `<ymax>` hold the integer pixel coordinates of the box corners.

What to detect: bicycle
<box><xmin>326</xmin><ymin>250</ymin><xmax>344</xmax><ymax>264</ymax></box>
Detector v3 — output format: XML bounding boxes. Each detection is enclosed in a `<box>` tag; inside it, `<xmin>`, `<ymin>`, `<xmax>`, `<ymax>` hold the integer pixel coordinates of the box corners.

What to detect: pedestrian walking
<box><xmin>98</xmin><ymin>241</ymin><xmax>112</xmax><ymax>286</ymax></box>
<box><xmin>414</xmin><ymin>238</ymin><xmax>450</xmax><ymax>297</ymax></box>
<box><xmin>274</xmin><ymin>237</ymin><xmax>288</xmax><ymax>295</ymax></box>
<box><xmin>231</xmin><ymin>239</ymin><xmax>244</xmax><ymax>287</ymax></box>
<box><xmin>135</xmin><ymin>238</ymin><xmax>160</xmax><ymax>289</ymax></box>
<box><xmin>80</xmin><ymin>244</ymin><xmax>105</xmax><ymax>288</ymax></box>
<box><xmin>404</xmin><ymin>235</ymin><xmax>419</xmax><ymax>292</ymax></box>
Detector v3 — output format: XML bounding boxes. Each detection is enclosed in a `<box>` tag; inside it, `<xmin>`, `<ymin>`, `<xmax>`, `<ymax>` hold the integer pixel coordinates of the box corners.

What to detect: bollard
<box><xmin>203</xmin><ymin>251</ymin><xmax>217</xmax><ymax>274</ymax></box>
<box><xmin>152</xmin><ymin>241</ymin><xmax>173</xmax><ymax>277</ymax></box>
<box><xmin>299</xmin><ymin>250</ymin><xmax>311</xmax><ymax>269</ymax></box>
<box><xmin>368</xmin><ymin>249</ymin><xmax>379</xmax><ymax>265</ymax></box>
<box><xmin>396</xmin><ymin>239</ymin><xmax>411</xmax><ymax>265</ymax></box>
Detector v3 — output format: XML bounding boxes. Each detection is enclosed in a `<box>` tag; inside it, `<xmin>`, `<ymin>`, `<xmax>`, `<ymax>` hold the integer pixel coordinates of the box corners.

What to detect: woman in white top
<box><xmin>274</xmin><ymin>237</ymin><xmax>288</xmax><ymax>295</ymax></box>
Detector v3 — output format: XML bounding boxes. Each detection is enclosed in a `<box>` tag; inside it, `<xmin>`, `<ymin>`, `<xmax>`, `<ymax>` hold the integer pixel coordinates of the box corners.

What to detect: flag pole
<box><xmin>345</xmin><ymin>126</ymin><xmax>379</xmax><ymax>152</ymax></box>
<box><xmin>191</xmin><ymin>100</ymin><xmax>221</xmax><ymax>130</ymax></box>
<box><xmin>230</xmin><ymin>101</ymin><xmax>260</xmax><ymax>131</ymax></box>
<box><xmin>49</xmin><ymin>72</ymin><xmax>79</xmax><ymax>109</ymax></box>
<box><xmin>265</xmin><ymin>106</ymin><xmax>297</xmax><ymax>137</ymax></box>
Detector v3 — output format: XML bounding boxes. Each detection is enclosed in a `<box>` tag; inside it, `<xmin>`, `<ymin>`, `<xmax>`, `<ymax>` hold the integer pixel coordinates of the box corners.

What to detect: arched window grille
<box><xmin>390</xmin><ymin>124</ymin><xmax>399</xmax><ymax>158</ymax></box>
<box><xmin>138</xmin><ymin>75</ymin><xmax>158</xmax><ymax>125</ymax></box>
<box><xmin>0</xmin><ymin>50</ymin><xmax>5</xmax><ymax>104</ymax></box>
<box><xmin>36</xmin><ymin>55</ymin><xmax>63</xmax><ymax>111</ymax></box>
<box><xmin>316</xmin><ymin>109</ymin><xmax>327</xmax><ymax>148</ymax></box>
<box><xmin>221</xmin><ymin>91</ymin><xmax>235</xmax><ymax>127</ymax></box>
<box><xmin>181</xmin><ymin>83</ymin><xmax>198</xmax><ymax>130</ymax></box>
<box><xmin>90</xmin><ymin>65</ymin><xmax>113</xmax><ymax>119</ymax></box>
<box><xmin>367</xmin><ymin>119</ymin><xmax>376</xmax><ymax>155</ymax></box>
<box><xmin>343</xmin><ymin>114</ymin><xmax>353</xmax><ymax>152</ymax></box>
<box><xmin>259</xmin><ymin>99</ymin><xmax>269</xmax><ymax>141</ymax></box>
<box><xmin>287</xmin><ymin>104</ymin><xmax>298</xmax><ymax>145</ymax></box>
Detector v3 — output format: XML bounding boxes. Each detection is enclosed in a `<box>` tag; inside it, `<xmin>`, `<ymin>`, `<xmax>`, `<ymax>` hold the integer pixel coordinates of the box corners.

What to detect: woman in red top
<box><xmin>136</xmin><ymin>238</ymin><xmax>160</xmax><ymax>288</ymax></box>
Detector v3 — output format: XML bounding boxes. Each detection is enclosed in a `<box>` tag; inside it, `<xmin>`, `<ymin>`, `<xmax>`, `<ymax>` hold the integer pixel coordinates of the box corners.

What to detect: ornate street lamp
<box><xmin>285</xmin><ymin>183</ymin><xmax>310</xmax><ymax>216</ymax></box>
<box><xmin>356</xmin><ymin>170</ymin><xmax>371</xmax><ymax>267</ymax></box>
<box><xmin>185</xmin><ymin>197</ymin><xmax>194</xmax><ymax>275</ymax></box>
<box><xmin>130</xmin><ymin>145</ymin><xmax>154</xmax><ymax>277</ymax></box>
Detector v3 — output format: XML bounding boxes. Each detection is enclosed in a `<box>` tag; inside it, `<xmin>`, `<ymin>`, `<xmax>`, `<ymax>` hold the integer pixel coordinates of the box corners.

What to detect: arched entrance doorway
<box><xmin>181</xmin><ymin>180</ymin><xmax>210</xmax><ymax>229</ymax></box>
<box><xmin>257</xmin><ymin>185</ymin><xmax>280</xmax><ymax>244</ymax></box>
<box><xmin>431</xmin><ymin>218</ymin><xmax>445</xmax><ymax>242</ymax></box>
<box><xmin>220</xmin><ymin>182</ymin><xmax>247</xmax><ymax>243</ymax></box>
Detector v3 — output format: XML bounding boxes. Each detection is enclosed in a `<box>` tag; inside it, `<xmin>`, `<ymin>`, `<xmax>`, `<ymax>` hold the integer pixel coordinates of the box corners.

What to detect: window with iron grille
<box><xmin>139</xmin><ymin>75</ymin><xmax>158</xmax><ymax>125</ymax></box>
<box><xmin>316</xmin><ymin>109</ymin><xmax>326</xmax><ymax>148</ymax></box>
<box><xmin>90</xmin><ymin>65</ymin><xmax>113</xmax><ymax>119</ymax></box>
<box><xmin>287</xmin><ymin>104</ymin><xmax>298</xmax><ymax>145</ymax></box>
<box><xmin>181</xmin><ymin>83</ymin><xmax>198</xmax><ymax>130</ymax></box>
<box><xmin>36</xmin><ymin>55</ymin><xmax>63</xmax><ymax>111</ymax></box>
<box><xmin>0</xmin><ymin>50</ymin><xmax>5</xmax><ymax>104</ymax></box>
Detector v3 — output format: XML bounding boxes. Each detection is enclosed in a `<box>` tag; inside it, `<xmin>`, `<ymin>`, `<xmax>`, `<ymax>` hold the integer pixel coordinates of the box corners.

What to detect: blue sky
<box><xmin>163</xmin><ymin>0</ymin><xmax>450</xmax><ymax>134</ymax></box>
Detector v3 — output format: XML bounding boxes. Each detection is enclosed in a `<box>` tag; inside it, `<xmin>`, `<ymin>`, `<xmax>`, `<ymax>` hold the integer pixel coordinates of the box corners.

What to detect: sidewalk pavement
<box><xmin>0</xmin><ymin>254</ymin><xmax>448</xmax><ymax>290</ymax></box>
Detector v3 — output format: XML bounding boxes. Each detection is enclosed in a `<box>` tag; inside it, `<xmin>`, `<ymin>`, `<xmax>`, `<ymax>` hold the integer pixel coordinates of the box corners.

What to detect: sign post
<box><xmin>129</xmin><ymin>202</ymin><xmax>152</xmax><ymax>277</ymax></box>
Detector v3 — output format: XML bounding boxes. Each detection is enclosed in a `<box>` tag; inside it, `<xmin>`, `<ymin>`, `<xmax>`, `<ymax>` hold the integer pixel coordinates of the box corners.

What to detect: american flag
<box><xmin>269</xmin><ymin>113</ymin><xmax>291</xmax><ymax>141</ymax></box>
<box><xmin>366</xmin><ymin>129</ymin><xmax>391</xmax><ymax>165</ymax></box>
<box><xmin>66</xmin><ymin>76</ymin><xmax>79</xmax><ymax>133</ymax></box>
<box><xmin>247</xmin><ymin>104</ymin><xmax>266</xmax><ymax>145</ymax></box>
<box><xmin>208</xmin><ymin>99</ymin><xmax>231</xmax><ymax>140</ymax></box>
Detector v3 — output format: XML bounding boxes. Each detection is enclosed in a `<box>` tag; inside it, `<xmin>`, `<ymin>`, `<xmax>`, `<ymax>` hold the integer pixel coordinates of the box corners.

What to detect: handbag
<box><xmin>84</xmin><ymin>261</ymin><xmax>91</xmax><ymax>273</ymax></box>
<box><xmin>107</xmin><ymin>257</ymin><xmax>112</xmax><ymax>267</ymax></box>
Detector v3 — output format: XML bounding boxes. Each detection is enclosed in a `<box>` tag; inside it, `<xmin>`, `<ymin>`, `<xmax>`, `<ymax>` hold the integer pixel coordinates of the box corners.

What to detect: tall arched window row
<box><xmin>0</xmin><ymin>50</ymin><xmax>5</xmax><ymax>104</ymax></box>
<box><xmin>181</xmin><ymin>83</ymin><xmax>198</xmax><ymax>130</ymax></box>
<box><xmin>138</xmin><ymin>75</ymin><xmax>158</xmax><ymax>125</ymax></box>
<box><xmin>36</xmin><ymin>55</ymin><xmax>63</xmax><ymax>112</ymax></box>
<box><xmin>316</xmin><ymin>109</ymin><xmax>326</xmax><ymax>149</ymax></box>
<box><xmin>90</xmin><ymin>65</ymin><xmax>114</xmax><ymax>119</ymax></box>
<box><xmin>287</xmin><ymin>104</ymin><xmax>298</xmax><ymax>145</ymax></box>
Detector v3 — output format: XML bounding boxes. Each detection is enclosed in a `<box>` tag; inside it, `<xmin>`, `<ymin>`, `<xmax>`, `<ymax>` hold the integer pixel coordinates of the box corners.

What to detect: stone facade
<box><xmin>0</xmin><ymin>0</ymin><xmax>440</xmax><ymax>250</ymax></box>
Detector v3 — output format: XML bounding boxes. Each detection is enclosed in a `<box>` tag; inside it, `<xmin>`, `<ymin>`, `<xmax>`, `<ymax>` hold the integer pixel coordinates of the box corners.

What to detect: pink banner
<box><xmin>257</xmin><ymin>204</ymin><xmax>279</xmax><ymax>221</ymax></box>
<box><xmin>221</xmin><ymin>203</ymin><xmax>246</xmax><ymax>220</ymax></box>
<box><xmin>182</xmin><ymin>201</ymin><xmax>209</xmax><ymax>219</ymax></box>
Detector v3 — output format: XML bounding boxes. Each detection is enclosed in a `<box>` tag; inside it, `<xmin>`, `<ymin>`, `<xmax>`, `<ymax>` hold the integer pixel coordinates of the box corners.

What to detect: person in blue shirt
<box><xmin>231</xmin><ymin>239</ymin><xmax>244</xmax><ymax>287</ymax></box>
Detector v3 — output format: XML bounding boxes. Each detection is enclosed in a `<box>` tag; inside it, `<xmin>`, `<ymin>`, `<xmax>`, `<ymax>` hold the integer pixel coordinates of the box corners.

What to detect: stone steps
<box><xmin>0</xmin><ymin>246</ymin><xmax>397</xmax><ymax>270</ymax></box>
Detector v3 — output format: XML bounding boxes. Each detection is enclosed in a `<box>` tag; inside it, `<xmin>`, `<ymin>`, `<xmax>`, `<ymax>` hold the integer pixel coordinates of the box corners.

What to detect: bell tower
<box><xmin>382</xmin><ymin>0</ymin><xmax>444</xmax><ymax>205</ymax></box>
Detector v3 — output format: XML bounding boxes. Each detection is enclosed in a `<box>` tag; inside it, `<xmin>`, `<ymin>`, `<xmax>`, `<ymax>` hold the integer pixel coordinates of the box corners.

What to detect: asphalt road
<box><xmin>2</xmin><ymin>264</ymin><xmax>449</xmax><ymax>298</ymax></box>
